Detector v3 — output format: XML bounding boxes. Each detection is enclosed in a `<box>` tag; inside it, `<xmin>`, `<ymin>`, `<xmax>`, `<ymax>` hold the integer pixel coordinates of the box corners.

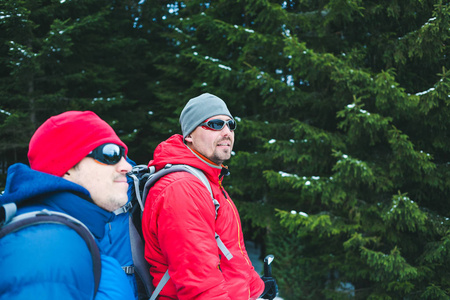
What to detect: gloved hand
<box><xmin>260</xmin><ymin>275</ymin><xmax>278</xmax><ymax>300</ymax></box>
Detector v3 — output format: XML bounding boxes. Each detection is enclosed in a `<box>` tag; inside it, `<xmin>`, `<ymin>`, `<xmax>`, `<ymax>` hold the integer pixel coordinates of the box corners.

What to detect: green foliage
<box><xmin>382</xmin><ymin>192</ymin><xmax>428</xmax><ymax>232</ymax></box>
<box><xmin>2</xmin><ymin>1</ymin><xmax>450</xmax><ymax>299</ymax></box>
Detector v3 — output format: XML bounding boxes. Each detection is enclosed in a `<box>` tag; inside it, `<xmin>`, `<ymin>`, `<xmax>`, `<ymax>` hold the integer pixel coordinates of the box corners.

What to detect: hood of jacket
<box><xmin>1</xmin><ymin>163</ymin><xmax>114</xmax><ymax>239</ymax></box>
<box><xmin>148</xmin><ymin>134</ymin><xmax>229</xmax><ymax>184</ymax></box>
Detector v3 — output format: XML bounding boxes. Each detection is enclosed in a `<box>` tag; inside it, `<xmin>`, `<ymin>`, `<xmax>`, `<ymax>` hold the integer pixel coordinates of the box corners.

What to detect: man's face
<box><xmin>64</xmin><ymin>156</ymin><xmax>132</xmax><ymax>212</ymax></box>
<box><xmin>186</xmin><ymin>114</ymin><xmax>235</xmax><ymax>165</ymax></box>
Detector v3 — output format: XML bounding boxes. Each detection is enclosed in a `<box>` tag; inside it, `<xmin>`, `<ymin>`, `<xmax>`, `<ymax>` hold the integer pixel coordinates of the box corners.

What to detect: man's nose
<box><xmin>117</xmin><ymin>157</ymin><xmax>132</xmax><ymax>173</ymax></box>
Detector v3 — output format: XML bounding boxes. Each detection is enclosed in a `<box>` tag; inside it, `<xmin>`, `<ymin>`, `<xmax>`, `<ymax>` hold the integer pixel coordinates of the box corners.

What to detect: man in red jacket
<box><xmin>142</xmin><ymin>93</ymin><xmax>276</xmax><ymax>299</ymax></box>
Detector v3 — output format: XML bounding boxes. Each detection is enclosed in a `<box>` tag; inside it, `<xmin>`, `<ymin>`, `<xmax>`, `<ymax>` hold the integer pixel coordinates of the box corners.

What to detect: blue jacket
<box><xmin>0</xmin><ymin>163</ymin><xmax>135</xmax><ymax>300</ymax></box>
<box><xmin>98</xmin><ymin>156</ymin><xmax>138</xmax><ymax>299</ymax></box>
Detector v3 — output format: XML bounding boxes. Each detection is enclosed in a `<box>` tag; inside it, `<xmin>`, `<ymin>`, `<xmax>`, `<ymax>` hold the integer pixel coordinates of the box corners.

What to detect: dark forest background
<box><xmin>2</xmin><ymin>1</ymin><xmax>450</xmax><ymax>299</ymax></box>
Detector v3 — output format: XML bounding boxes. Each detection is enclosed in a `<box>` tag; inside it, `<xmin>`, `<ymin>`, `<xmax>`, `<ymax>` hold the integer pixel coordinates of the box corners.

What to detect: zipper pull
<box><xmin>108</xmin><ymin>222</ymin><xmax>112</xmax><ymax>244</ymax></box>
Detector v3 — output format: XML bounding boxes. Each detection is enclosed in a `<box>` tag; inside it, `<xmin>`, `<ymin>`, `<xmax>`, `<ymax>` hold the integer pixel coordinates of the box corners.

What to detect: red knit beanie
<box><xmin>28</xmin><ymin>111</ymin><xmax>128</xmax><ymax>177</ymax></box>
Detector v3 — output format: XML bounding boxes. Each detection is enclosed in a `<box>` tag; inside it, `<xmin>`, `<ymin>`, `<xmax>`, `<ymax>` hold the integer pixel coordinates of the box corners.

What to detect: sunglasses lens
<box><xmin>102</xmin><ymin>144</ymin><xmax>123</xmax><ymax>164</ymax></box>
<box><xmin>205</xmin><ymin>119</ymin><xmax>236</xmax><ymax>131</ymax></box>
<box><xmin>208</xmin><ymin>120</ymin><xmax>226</xmax><ymax>130</ymax></box>
<box><xmin>87</xmin><ymin>144</ymin><xmax>125</xmax><ymax>165</ymax></box>
<box><xmin>227</xmin><ymin>119</ymin><xmax>236</xmax><ymax>130</ymax></box>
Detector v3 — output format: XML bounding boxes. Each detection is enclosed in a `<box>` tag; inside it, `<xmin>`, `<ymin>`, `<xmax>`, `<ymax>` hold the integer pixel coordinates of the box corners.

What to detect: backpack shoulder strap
<box><xmin>142</xmin><ymin>164</ymin><xmax>220</xmax><ymax>218</ymax></box>
<box><xmin>0</xmin><ymin>205</ymin><xmax>102</xmax><ymax>296</ymax></box>
<box><xmin>128</xmin><ymin>213</ymin><xmax>154</xmax><ymax>298</ymax></box>
<box><xmin>142</xmin><ymin>164</ymin><xmax>232</xmax><ymax>260</ymax></box>
<box><xmin>154</xmin><ymin>165</ymin><xmax>231</xmax><ymax>259</ymax></box>
<box><xmin>149</xmin><ymin>270</ymin><xmax>170</xmax><ymax>300</ymax></box>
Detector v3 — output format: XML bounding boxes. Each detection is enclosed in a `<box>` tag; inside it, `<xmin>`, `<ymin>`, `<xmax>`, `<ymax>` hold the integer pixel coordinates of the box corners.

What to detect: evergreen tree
<box><xmin>2</xmin><ymin>1</ymin><xmax>450</xmax><ymax>299</ymax></box>
<box><xmin>0</xmin><ymin>0</ymin><xmax>164</xmax><ymax>179</ymax></box>
<box><xmin>156</xmin><ymin>0</ymin><xmax>450</xmax><ymax>299</ymax></box>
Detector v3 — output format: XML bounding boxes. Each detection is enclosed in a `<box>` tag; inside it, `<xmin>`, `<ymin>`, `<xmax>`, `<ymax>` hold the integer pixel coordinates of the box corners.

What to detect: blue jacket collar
<box><xmin>1</xmin><ymin>163</ymin><xmax>115</xmax><ymax>239</ymax></box>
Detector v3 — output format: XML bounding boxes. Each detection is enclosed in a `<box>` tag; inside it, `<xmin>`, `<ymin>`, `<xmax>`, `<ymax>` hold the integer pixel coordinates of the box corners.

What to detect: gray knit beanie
<box><xmin>180</xmin><ymin>93</ymin><xmax>233</xmax><ymax>139</ymax></box>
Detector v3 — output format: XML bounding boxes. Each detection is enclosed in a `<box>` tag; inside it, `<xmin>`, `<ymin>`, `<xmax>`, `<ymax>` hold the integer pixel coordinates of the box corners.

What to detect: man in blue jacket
<box><xmin>0</xmin><ymin>111</ymin><xmax>136</xmax><ymax>300</ymax></box>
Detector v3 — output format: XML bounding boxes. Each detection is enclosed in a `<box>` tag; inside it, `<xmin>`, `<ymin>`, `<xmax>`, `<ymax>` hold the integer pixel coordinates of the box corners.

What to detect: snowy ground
<box><xmin>246</xmin><ymin>241</ymin><xmax>284</xmax><ymax>300</ymax></box>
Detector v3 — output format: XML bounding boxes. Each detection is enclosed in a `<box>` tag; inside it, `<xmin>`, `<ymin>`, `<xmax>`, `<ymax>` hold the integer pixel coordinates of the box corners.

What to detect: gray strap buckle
<box><xmin>122</xmin><ymin>266</ymin><xmax>135</xmax><ymax>274</ymax></box>
<box><xmin>113</xmin><ymin>202</ymin><xmax>133</xmax><ymax>215</ymax></box>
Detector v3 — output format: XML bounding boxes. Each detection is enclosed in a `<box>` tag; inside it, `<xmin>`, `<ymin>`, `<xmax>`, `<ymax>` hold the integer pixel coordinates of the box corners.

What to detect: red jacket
<box><xmin>142</xmin><ymin>134</ymin><xmax>264</xmax><ymax>299</ymax></box>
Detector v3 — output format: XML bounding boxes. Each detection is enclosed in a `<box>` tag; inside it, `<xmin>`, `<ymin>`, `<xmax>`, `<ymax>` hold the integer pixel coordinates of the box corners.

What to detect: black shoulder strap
<box><xmin>0</xmin><ymin>207</ymin><xmax>102</xmax><ymax>297</ymax></box>
<box><xmin>128</xmin><ymin>214</ymin><xmax>154</xmax><ymax>299</ymax></box>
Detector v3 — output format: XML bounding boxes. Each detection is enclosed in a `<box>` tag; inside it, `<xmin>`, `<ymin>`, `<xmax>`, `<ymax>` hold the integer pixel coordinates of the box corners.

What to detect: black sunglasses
<box><xmin>86</xmin><ymin>143</ymin><xmax>126</xmax><ymax>165</ymax></box>
<box><xmin>199</xmin><ymin>119</ymin><xmax>237</xmax><ymax>131</ymax></box>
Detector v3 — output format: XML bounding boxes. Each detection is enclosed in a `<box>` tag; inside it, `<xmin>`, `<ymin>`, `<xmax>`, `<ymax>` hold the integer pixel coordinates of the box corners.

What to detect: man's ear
<box><xmin>63</xmin><ymin>161</ymin><xmax>82</xmax><ymax>181</ymax></box>
<box><xmin>185</xmin><ymin>134</ymin><xmax>193</xmax><ymax>143</ymax></box>
<box><xmin>62</xmin><ymin>171</ymin><xmax>70</xmax><ymax>179</ymax></box>
<box><xmin>62</xmin><ymin>167</ymin><xmax>75</xmax><ymax>180</ymax></box>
